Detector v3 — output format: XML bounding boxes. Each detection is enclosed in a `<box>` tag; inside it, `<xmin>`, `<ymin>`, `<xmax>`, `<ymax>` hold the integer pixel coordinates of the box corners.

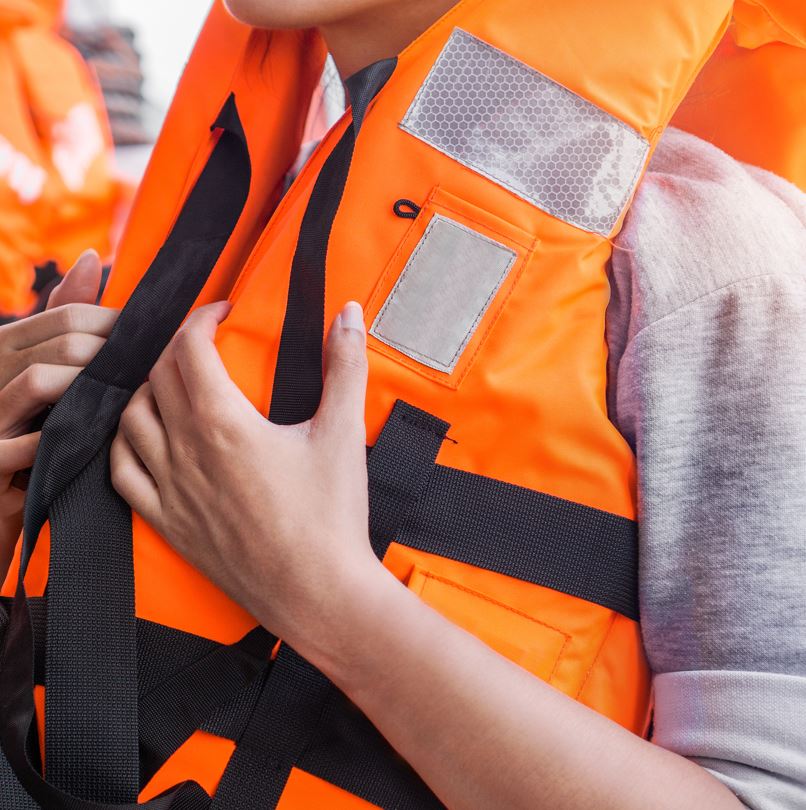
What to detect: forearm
<box><xmin>295</xmin><ymin>564</ymin><xmax>743</xmax><ymax>810</ymax></box>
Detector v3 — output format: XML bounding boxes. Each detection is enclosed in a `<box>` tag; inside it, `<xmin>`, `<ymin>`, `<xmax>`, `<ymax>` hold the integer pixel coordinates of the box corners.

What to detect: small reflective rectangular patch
<box><xmin>400</xmin><ymin>29</ymin><xmax>650</xmax><ymax>236</ymax></box>
<box><xmin>370</xmin><ymin>214</ymin><xmax>516</xmax><ymax>373</ymax></box>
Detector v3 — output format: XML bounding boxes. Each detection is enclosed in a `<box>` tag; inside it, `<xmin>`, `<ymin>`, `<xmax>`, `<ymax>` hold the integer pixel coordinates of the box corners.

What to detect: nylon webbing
<box><xmin>0</xmin><ymin>598</ymin><xmax>32</xmax><ymax>809</ymax></box>
<box><xmin>210</xmin><ymin>58</ymin><xmax>399</xmax><ymax>809</ymax></box>
<box><xmin>268</xmin><ymin>57</ymin><xmax>397</xmax><ymax>425</ymax></box>
<box><xmin>138</xmin><ymin>628</ymin><xmax>274</xmax><ymax>787</ymax></box>
<box><xmin>400</xmin><ymin>463</ymin><xmax>640</xmax><ymax>620</ymax></box>
<box><xmin>0</xmin><ymin>748</ymin><xmax>39</xmax><ymax>810</ymax></box>
<box><xmin>366</xmin><ymin>401</ymin><xmax>450</xmax><ymax>560</ymax></box>
<box><xmin>0</xmin><ymin>94</ymin><xmax>250</xmax><ymax>810</ymax></box>
<box><xmin>46</xmin><ymin>441</ymin><xmax>139</xmax><ymax>800</ymax></box>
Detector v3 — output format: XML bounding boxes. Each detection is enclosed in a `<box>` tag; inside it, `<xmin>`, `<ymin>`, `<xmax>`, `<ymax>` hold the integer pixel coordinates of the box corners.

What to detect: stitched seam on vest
<box><xmin>371</xmin><ymin>216</ymin><xmax>516</xmax><ymax>371</ymax></box>
<box><xmin>574</xmin><ymin>612</ymin><xmax>619</xmax><ymax>700</ymax></box>
<box><xmin>416</xmin><ymin>571</ymin><xmax>572</xmax><ymax>640</ymax></box>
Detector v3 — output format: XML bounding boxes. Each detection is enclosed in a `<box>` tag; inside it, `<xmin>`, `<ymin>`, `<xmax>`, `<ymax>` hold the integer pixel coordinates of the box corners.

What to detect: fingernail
<box><xmin>340</xmin><ymin>301</ymin><xmax>365</xmax><ymax>333</ymax></box>
<box><xmin>77</xmin><ymin>248</ymin><xmax>99</xmax><ymax>263</ymax></box>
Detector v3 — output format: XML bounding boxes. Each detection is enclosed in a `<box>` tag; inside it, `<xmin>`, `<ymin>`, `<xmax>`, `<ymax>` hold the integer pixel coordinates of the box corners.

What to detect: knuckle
<box><xmin>109</xmin><ymin>450</ymin><xmax>129</xmax><ymax>494</ymax></box>
<box><xmin>171</xmin><ymin>328</ymin><xmax>194</xmax><ymax>358</ymax></box>
<box><xmin>22</xmin><ymin>364</ymin><xmax>48</xmax><ymax>398</ymax></box>
<box><xmin>59</xmin><ymin>304</ymin><xmax>83</xmax><ymax>334</ymax></box>
<box><xmin>118</xmin><ymin>404</ymin><xmax>134</xmax><ymax>432</ymax></box>
<box><xmin>119</xmin><ymin>401</ymin><xmax>147</xmax><ymax>441</ymax></box>
<box><xmin>200</xmin><ymin>400</ymin><xmax>236</xmax><ymax>436</ymax></box>
<box><xmin>56</xmin><ymin>333</ymin><xmax>83</xmax><ymax>364</ymax></box>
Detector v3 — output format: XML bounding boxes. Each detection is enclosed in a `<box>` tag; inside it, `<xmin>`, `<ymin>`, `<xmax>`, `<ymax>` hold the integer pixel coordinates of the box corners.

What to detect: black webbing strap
<box><xmin>0</xmin><ymin>747</ymin><xmax>40</xmax><ymax>810</ymax></box>
<box><xmin>0</xmin><ymin>94</ymin><xmax>250</xmax><ymax>809</ymax></box>
<box><xmin>366</xmin><ymin>401</ymin><xmax>450</xmax><ymax>560</ymax></box>
<box><xmin>398</xmin><ymin>459</ymin><xmax>640</xmax><ymax>620</ymax></box>
<box><xmin>138</xmin><ymin>628</ymin><xmax>274</xmax><ymax>787</ymax></box>
<box><xmin>210</xmin><ymin>59</ymin><xmax>402</xmax><ymax>809</ymax></box>
<box><xmin>46</xmin><ymin>441</ymin><xmax>140</xmax><ymax>800</ymax></box>
<box><xmin>268</xmin><ymin>57</ymin><xmax>397</xmax><ymax>425</ymax></box>
<box><xmin>0</xmin><ymin>596</ymin><xmax>274</xmax><ymax>791</ymax></box>
<box><xmin>0</xmin><ymin>607</ymin><xmax>33</xmax><ymax>810</ymax></box>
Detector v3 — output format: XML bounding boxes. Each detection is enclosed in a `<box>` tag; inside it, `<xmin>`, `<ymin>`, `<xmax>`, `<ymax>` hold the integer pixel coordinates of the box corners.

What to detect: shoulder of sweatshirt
<box><xmin>609</xmin><ymin>126</ymin><xmax>805</xmax><ymax>348</ymax></box>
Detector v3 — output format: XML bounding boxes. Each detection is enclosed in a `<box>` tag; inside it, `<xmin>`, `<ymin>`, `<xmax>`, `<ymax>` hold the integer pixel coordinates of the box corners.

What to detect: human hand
<box><xmin>111</xmin><ymin>301</ymin><xmax>384</xmax><ymax>666</ymax></box>
<box><xmin>0</xmin><ymin>251</ymin><xmax>118</xmax><ymax>582</ymax></box>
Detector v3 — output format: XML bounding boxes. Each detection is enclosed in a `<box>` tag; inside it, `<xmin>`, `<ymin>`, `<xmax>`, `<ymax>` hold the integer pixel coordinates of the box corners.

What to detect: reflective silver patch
<box><xmin>370</xmin><ymin>215</ymin><xmax>516</xmax><ymax>373</ymax></box>
<box><xmin>401</xmin><ymin>29</ymin><xmax>650</xmax><ymax>236</ymax></box>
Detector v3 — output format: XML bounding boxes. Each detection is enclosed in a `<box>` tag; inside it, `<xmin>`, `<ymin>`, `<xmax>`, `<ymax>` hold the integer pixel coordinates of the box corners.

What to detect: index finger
<box><xmin>171</xmin><ymin>302</ymin><xmax>237</xmax><ymax>406</ymax></box>
<box><xmin>5</xmin><ymin>304</ymin><xmax>119</xmax><ymax>351</ymax></box>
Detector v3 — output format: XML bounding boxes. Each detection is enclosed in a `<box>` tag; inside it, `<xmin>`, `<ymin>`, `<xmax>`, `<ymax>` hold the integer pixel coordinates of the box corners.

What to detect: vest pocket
<box><xmin>367</xmin><ymin>186</ymin><xmax>538</xmax><ymax>388</ymax></box>
<box><xmin>406</xmin><ymin>564</ymin><xmax>570</xmax><ymax>684</ymax></box>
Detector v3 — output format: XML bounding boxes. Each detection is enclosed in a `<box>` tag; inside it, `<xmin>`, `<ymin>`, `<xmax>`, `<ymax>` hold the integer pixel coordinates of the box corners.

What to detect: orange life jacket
<box><xmin>0</xmin><ymin>0</ymin><xmax>731</xmax><ymax>807</ymax></box>
<box><xmin>0</xmin><ymin>0</ymin><xmax>121</xmax><ymax>319</ymax></box>
<box><xmin>673</xmin><ymin>0</ymin><xmax>806</xmax><ymax>190</ymax></box>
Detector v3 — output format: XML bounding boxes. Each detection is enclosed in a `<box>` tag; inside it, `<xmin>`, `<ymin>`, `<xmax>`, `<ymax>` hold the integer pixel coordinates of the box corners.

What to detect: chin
<box><xmin>224</xmin><ymin>0</ymin><xmax>305</xmax><ymax>28</ymax></box>
<box><xmin>223</xmin><ymin>0</ymin><xmax>344</xmax><ymax>28</ymax></box>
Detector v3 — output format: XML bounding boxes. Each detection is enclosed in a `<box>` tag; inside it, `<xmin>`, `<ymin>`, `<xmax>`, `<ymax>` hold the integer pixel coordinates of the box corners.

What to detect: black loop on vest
<box><xmin>392</xmin><ymin>199</ymin><xmax>421</xmax><ymax>220</ymax></box>
<box><xmin>0</xmin><ymin>93</ymin><xmax>250</xmax><ymax>809</ymax></box>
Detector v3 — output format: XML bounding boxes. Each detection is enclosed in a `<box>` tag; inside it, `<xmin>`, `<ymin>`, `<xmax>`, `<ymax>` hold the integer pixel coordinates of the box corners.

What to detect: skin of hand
<box><xmin>0</xmin><ymin>252</ymin><xmax>119</xmax><ymax>583</ymax></box>
<box><xmin>111</xmin><ymin>300</ymin><xmax>379</xmax><ymax>661</ymax></box>
<box><xmin>112</xmin><ymin>302</ymin><xmax>743</xmax><ymax>810</ymax></box>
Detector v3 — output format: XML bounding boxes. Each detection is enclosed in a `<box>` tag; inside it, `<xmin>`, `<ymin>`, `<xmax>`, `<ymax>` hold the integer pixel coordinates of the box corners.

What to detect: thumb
<box><xmin>46</xmin><ymin>249</ymin><xmax>103</xmax><ymax>311</ymax></box>
<box><xmin>315</xmin><ymin>302</ymin><xmax>368</xmax><ymax>441</ymax></box>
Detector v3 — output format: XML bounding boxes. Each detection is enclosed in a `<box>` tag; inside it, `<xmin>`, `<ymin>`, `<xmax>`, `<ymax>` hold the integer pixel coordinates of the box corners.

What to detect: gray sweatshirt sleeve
<box><xmin>607</xmin><ymin>129</ymin><xmax>806</xmax><ymax>809</ymax></box>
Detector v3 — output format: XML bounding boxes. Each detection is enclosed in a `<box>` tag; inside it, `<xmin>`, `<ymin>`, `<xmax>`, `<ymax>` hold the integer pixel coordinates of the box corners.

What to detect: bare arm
<box><xmin>316</xmin><ymin>565</ymin><xmax>740</xmax><ymax>810</ymax></box>
<box><xmin>111</xmin><ymin>302</ymin><xmax>742</xmax><ymax>810</ymax></box>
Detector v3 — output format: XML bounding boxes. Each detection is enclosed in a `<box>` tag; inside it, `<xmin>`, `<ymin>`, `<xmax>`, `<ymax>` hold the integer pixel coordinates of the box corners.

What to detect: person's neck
<box><xmin>321</xmin><ymin>0</ymin><xmax>459</xmax><ymax>78</ymax></box>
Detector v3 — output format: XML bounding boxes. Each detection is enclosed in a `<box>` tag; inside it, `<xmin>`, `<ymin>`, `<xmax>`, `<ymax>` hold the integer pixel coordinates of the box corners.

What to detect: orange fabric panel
<box><xmin>102</xmin><ymin>12</ymin><xmax>327</xmax><ymax>313</ymax></box>
<box><xmin>384</xmin><ymin>543</ymin><xmax>647</xmax><ymax>734</ymax></box>
<box><xmin>576</xmin><ymin>614</ymin><xmax>653</xmax><ymax>736</ymax></box>
<box><xmin>672</xmin><ymin>30</ymin><xmax>806</xmax><ymax>189</ymax></box>
<box><xmin>139</xmin><ymin>732</ymin><xmax>235</xmax><ymax>801</ymax></box>
<box><xmin>277</xmin><ymin>769</ymin><xmax>380</xmax><ymax>809</ymax></box>
<box><xmin>733</xmin><ymin>0</ymin><xmax>805</xmax><ymax>48</ymax></box>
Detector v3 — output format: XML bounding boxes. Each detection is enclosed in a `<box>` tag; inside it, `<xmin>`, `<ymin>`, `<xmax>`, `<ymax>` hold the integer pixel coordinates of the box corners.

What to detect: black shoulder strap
<box><xmin>0</xmin><ymin>94</ymin><xmax>250</xmax><ymax>809</ymax></box>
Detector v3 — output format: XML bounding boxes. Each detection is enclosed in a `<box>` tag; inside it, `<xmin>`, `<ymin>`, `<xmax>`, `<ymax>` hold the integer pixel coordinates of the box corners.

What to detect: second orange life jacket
<box><xmin>0</xmin><ymin>0</ymin><xmax>122</xmax><ymax>318</ymax></box>
<box><xmin>673</xmin><ymin>0</ymin><xmax>806</xmax><ymax>190</ymax></box>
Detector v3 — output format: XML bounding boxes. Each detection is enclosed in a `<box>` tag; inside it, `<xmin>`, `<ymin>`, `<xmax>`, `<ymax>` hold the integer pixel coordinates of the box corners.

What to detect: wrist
<box><xmin>289</xmin><ymin>554</ymin><xmax>406</xmax><ymax>684</ymax></box>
